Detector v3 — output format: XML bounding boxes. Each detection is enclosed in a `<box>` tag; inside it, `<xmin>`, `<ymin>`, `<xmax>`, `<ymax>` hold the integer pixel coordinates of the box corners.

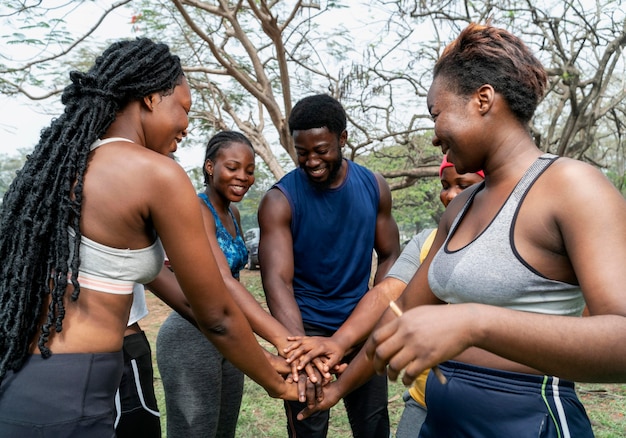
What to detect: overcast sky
<box><xmin>0</xmin><ymin>1</ymin><xmax>422</xmax><ymax>170</ymax></box>
<box><xmin>0</xmin><ymin>2</ymin><xmax>134</xmax><ymax>157</ymax></box>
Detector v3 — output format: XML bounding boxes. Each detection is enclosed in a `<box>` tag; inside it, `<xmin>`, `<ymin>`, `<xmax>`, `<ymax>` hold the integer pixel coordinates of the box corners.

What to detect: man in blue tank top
<box><xmin>258</xmin><ymin>94</ymin><xmax>400</xmax><ymax>438</ymax></box>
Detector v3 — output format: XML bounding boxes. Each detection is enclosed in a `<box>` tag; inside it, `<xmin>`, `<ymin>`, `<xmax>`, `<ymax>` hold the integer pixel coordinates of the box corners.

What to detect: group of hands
<box><xmin>263</xmin><ymin>303</ymin><xmax>471</xmax><ymax>420</ymax></box>
<box><xmin>267</xmin><ymin>335</ymin><xmax>353</xmax><ymax>420</ymax></box>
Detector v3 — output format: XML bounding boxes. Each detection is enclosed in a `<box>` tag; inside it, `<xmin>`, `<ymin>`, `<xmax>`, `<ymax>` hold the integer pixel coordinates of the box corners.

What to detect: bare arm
<box><xmin>372</xmin><ymin>173</ymin><xmax>400</xmax><ymax>283</ymax></box>
<box><xmin>147</xmin><ymin>159</ymin><xmax>296</xmax><ymax>399</ymax></box>
<box><xmin>145</xmin><ymin>265</ymin><xmax>195</xmax><ymax>326</ymax></box>
<box><xmin>285</xmin><ymin>277</ymin><xmax>409</xmax><ymax>371</ymax></box>
<box><xmin>201</xmin><ymin>201</ymin><xmax>293</xmax><ymax>351</ymax></box>
<box><xmin>258</xmin><ymin>188</ymin><xmax>305</xmax><ymax>336</ymax></box>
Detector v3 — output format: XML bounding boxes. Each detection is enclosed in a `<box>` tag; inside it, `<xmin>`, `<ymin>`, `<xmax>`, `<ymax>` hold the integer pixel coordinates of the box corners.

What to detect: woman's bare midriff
<box><xmin>29</xmin><ymin>287</ymin><xmax>132</xmax><ymax>355</ymax></box>
<box><xmin>454</xmin><ymin>347</ymin><xmax>542</xmax><ymax>375</ymax></box>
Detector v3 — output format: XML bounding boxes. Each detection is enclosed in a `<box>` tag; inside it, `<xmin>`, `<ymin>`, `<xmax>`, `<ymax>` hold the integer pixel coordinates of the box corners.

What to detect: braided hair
<box><xmin>0</xmin><ymin>37</ymin><xmax>183</xmax><ymax>382</ymax></box>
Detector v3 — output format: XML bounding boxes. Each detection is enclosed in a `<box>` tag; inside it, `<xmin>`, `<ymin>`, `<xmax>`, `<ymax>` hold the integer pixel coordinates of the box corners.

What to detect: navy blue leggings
<box><xmin>419</xmin><ymin>361</ymin><xmax>593</xmax><ymax>438</ymax></box>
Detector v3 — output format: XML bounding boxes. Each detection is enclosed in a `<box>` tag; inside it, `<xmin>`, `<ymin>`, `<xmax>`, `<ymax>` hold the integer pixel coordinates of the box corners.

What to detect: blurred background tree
<box><xmin>1</xmin><ymin>0</ymin><xmax>624</xmax><ymax>235</ymax></box>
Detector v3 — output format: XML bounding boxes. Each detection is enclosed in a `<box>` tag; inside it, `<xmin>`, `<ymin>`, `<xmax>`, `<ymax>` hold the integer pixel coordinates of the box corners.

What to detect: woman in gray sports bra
<box><xmin>298</xmin><ymin>23</ymin><xmax>626</xmax><ymax>438</ymax></box>
<box><xmin>372</xmin><ymin>22</ymin><xmax>626</xmax><ymax>438</ymax></box>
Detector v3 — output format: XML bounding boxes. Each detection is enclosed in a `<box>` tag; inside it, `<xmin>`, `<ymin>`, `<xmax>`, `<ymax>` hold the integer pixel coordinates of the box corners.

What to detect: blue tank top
<box><xmin>198</xmin><ymin>193</ymin><xmax>248</xmax><ymax>279</ymax></box>
<box><xmin>428</xmin><ymin>154</ymin><xmax>584</xmax><ymax>316</ymax></box>
<box><xmin>274</xmin><ymin>160</ymin><xmax>380</xmax><ymax>331</ymax></box>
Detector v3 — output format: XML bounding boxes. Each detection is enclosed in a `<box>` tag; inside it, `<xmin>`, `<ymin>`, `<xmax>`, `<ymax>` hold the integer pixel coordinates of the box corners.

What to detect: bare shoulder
<box><xmin>372</xmin><ymin>172</ymin><xmax>391</xmax><ymax>193</ymax></box>
<box><xmin>543</xmin><ymin>157</ymin><xmax>624</xmax><ymax>206</ymax></box>
<box><xmin>77</xmin><ymin>144</ymin><xmax>199</xmax><ymax>249</ymax></box>
<box><xmin>258</xmin><ymin>187</ymin><xmax>290</xmax><ymax>228</ymax></box>
<box><xmin>259</xmin><ymin>187</ymin><xmax>288</xmax><ymax>212</ymax></box>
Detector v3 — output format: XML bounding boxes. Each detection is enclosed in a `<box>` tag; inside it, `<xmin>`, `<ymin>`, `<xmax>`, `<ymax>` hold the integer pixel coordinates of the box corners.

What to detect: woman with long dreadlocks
<box><xmin>0</xmin><ymin>38</ymin><xmax>297</xmax><ymax>436</ymax></box>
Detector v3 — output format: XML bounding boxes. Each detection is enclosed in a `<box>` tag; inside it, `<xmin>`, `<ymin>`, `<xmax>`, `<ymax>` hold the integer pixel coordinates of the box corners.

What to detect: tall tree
<box><xmin>1</xmin><ymin>0</ymin><xmax>624</xmax><ymax>193</ymax></box>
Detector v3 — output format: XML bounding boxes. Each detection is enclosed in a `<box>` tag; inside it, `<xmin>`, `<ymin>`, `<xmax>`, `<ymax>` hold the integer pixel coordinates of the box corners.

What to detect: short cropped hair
<box><xmin>288</xmin><ymin>94</ymin><xmax>347</xmax><ymax>137</ymax></box>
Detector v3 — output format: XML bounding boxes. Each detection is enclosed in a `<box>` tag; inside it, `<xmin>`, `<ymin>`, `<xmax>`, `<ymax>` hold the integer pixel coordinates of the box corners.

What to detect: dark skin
<box><xmin>258</xmin><ymin>126</ymin><xmax>400</xmax><ymax>400</ymax></box>
<box><xmin>147</xmin><ymin>142</ymin><xmax>319</xmax><ymax>386</ymax></box>
<box><xmin>283</xmin><ymin>165</ymin><xmax>484</xmax><ymax>373</ymax></box>
<box><xmin>298</xmin><ymin>75</ymin><xmax>626</xmax><ymax>419</ymax></box>
<box><xmin>30</xmin><ymin>77</ymin><xmax>298</xmax><ymax>401</ymax></box>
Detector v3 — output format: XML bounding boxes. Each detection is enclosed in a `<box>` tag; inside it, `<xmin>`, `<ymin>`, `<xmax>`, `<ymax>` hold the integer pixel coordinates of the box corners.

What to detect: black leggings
<box><xmin>0</xmin><ymin>351</ymin><xmax>123</xmax><ymax>438</ymax></box>
<box><xmin>114</xmin><ymin>331</ymin><xmax>161</xmax><ymax>438</ymax></box>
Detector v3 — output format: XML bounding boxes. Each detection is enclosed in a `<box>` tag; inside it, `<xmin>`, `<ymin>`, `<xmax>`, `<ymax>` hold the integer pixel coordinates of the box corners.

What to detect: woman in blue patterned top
<box><xmin>156</xmin><ymin>131</ymin><xmax>300</xmax><ymax>438</ymax></box>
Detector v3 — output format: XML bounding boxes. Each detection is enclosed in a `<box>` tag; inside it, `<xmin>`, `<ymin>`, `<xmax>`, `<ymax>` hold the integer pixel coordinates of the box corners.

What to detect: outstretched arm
<box><xmin>258</xmin><ymin>188</ymin><xmax>304</xmax><ymax>336</ymax></box>
<box><xmin>147</xmin><ymin>158</ymin><xmax>297</xmax><ymax>400</ymax></box>
<box><xmin>202</xmin><ymin>201</ymin><xmax>293</xmax><ymax>352</ymax></box>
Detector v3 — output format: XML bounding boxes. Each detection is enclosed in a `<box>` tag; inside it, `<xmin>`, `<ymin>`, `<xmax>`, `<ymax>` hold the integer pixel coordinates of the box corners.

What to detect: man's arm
<box><xmin>372</xmin><ymin>173</ymin><xmax>400</xmax><ymax>283</ymax></box>
<box><xmin>203</xmin><ymin>201</ymin><xmax>293</xmax><ymax>351</ymax></box>
<box><xmin>285</xmin><ymin>233</ymin><xmax>427</xmax><ymax>370</ymax></box>
<box><xmin>258</xmin><ymin>188</ymin><xmax>305</xmax><ymax>336</ymax></box>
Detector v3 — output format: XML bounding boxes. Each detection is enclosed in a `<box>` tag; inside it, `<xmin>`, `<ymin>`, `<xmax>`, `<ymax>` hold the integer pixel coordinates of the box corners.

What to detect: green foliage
<box><xmin>0</xmin><ymin>150</ymin><xmax>28</xmax><ymax>209</ymax></box>
<box><xmin>355</xmin><ymin>135</ymin><xmax>444</xmax><ymax>239</ymax></box>
<box><xmin>606</xmin><ymin>168</ymin><xmax>626</xmax><ymax>197</ymax></box>
<box><xmin>391</xmin><ymin>178</ymin><xmax>443</xmax><ymax>238</ymax></box>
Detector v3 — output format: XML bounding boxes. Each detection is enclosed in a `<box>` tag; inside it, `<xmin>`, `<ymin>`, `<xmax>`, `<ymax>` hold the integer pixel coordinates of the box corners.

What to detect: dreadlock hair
<box><xmin>0</xmin><ymin>37</ymin><xmax>183</xmax><ymax>383</ymax></box>
<box><xmin>202</xmin><ymin>131</ymin><xmax>255</xmax><ymax>185</ymax></box>
<box><xmin>288</xmin><ymin>94</ymin><xmax>347</xmax><ymax>138</ymax></box>
<box><xmin>434</xmin><ymin>23</ymin><xmax>547</xmax><ymax>125</ymax></box>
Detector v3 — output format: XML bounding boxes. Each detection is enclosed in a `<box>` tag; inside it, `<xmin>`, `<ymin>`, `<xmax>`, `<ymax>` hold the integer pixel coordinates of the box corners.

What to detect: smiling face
<box><xmin>427</xmin><ymin>76</ymin><xmax>484</xmax><ymax>175</ymax></box>
<box><xmin>293</xmin><ymin>127</ymin><xmax>346</xmax><ymax>190</ymax></box>
<box><xmin>439</xmin><ymin>166</ymin><xmax>484</xmax><ymax>207</ymax></box>
<box><xmin>143</xmin><ymin>76</ymin><xmax>192</xmax><ymax>156</ymax></box>
<box><xmin>205</xmin><ymin>141</ymin><xmax>255</xmax><ymax>203</ymax></box>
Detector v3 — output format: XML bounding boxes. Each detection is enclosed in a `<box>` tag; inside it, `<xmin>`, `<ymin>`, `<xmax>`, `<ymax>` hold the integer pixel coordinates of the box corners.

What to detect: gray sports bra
<box><xmin>68</xmin><ymin>229</ymin><xmax>164</xmax><ymax>294</ymax></box>
<box><xmin>428</xmin><ymin>154</ymin><xmax>585</xmax><ymax>316</ymax></box>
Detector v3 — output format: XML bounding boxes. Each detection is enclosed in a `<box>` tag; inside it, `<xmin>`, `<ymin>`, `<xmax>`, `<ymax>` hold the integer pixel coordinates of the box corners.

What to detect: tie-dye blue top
<box><xmin>198</xmin><ymin>193</ymin><xmax>248</xmax><ymax>279</ymax></box>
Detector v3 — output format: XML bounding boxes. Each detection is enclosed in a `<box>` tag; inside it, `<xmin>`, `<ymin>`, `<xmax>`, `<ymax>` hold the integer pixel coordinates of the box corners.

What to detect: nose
<box><xmin>182</xmin><ymin>128</ymin><xmax>188</xmax><ymax>138</ymax></box>
<box><xmin>432</xmin><ymin>134</ymin><xmax>441</xmax><ymax>147</ymax></box>
<box><xmin>440</xmin><ymin>188</ymin><xmax>459</xmax><ymax>207</ymax></box>
<box><xmin>235</xmin><ymin>169</ymin><xmax>248</xmax><ymax>182</ymax></box>
<box><xmin>306</xmin><ymin>153</ymin><xmax>321</xmax><ymax>168</ymax></box>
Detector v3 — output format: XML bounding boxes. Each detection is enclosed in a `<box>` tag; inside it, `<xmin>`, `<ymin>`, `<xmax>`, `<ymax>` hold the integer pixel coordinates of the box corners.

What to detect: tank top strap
<box><xmin>510</xmin><ymin>153</ymin><xmax>558</xmax><ymax>201</ymax></box>
<box><xmin>197</xmin><ymin>193</ymin><xmax>239</xmax><ymax>237</ymax></box>
<box><xmin>447</xmin><ymin>153</ymin><xmax>559</xmax><ymax>241</ymax></box>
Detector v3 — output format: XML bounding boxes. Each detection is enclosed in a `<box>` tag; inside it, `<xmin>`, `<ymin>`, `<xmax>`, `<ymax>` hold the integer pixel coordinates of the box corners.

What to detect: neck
<box><xmin>205</xmin><ymin>187</ymin><xmax>230</xmax><ymax>212</ymax></box>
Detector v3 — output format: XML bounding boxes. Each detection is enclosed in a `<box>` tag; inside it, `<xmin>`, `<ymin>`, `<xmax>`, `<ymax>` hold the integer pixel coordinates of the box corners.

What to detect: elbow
<box><xmin>195</xmin><ymin>306</ymin><xmax>232</xmax><ymax>337</ymax></box>
<box><xmin>205</xmin><ymin>323</ymin><xmax>228</xmax><ymax>337</ymax></box>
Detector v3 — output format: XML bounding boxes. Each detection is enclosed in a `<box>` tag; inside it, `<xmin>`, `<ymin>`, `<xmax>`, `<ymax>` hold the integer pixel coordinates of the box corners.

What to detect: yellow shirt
<box><xmin>408</xmin><ymin>228</ymin><xmax>437</xmax><ymax>407</ymax></box>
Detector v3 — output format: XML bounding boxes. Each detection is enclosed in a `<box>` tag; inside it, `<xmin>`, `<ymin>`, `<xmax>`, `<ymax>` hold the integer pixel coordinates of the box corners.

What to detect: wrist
<box><xmin>330</xmin><ymin>332</ymin><xmax>351</xmax><ymax>356</ymax></box>
<box><xmin>467</xmin><ymin>303</ymin><xmax>487</xmax><ymax>349</ymax></box>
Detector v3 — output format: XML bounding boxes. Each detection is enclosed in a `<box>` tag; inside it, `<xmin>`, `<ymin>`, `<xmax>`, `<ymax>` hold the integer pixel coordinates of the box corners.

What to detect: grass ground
<box><xmin>143</xmin><ymin>270</ymin><xmax>626</xmax><ymax>437</ymax></box>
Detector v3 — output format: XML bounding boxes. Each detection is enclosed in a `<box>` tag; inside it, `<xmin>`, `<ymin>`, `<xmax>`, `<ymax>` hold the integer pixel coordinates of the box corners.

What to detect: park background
<box><xmin>1</xmin><ymin>1</ymin><xmax>625</xmax><ymax>436</ymax></box>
